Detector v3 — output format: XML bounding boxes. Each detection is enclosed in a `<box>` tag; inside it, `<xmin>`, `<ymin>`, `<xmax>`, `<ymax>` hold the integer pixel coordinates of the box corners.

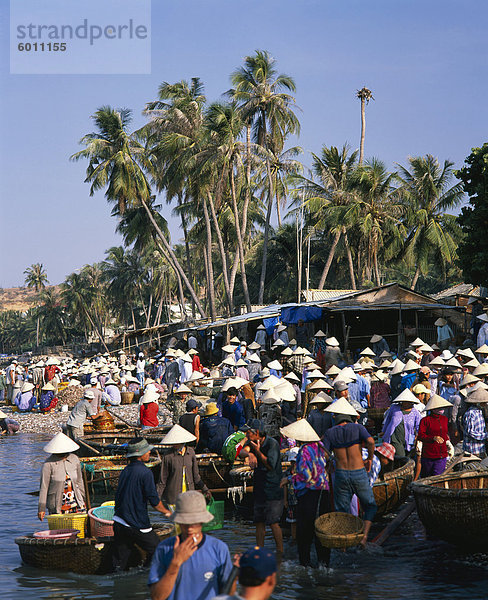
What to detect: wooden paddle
<box><xmin>371</xmin><ymin>500</ymin><xmax>416</xmax><ymax>546</ymax></box>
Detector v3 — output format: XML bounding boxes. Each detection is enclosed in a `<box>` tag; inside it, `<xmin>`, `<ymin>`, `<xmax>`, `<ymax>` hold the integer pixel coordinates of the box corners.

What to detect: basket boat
<box><xmin>315</xmin><ymin>512</ymin><xmax>364</xmax><ymax>549</ymax></box>
<box><xmin>81</xmin><ymin>454</ymin><xmax>161</xmax><ymax>497</ymax></box>
<box><xmin>373</xmin><ymin>458</ymin><xmax>415</xmax><ymax>518</ymax></box>
<box><xmin>15</xmin><ymin>523</ymin><xmax>174</xmax><ymax>574</ymax></box>
<box><xmin>79</xmin><ymin>427</ymin><xmax>171</xmax><ymax>455</ymax></box>
<box><xmin>412</xmin><ymin>470</ymin><xmax>488</xmax><ymax>548</ymax></box>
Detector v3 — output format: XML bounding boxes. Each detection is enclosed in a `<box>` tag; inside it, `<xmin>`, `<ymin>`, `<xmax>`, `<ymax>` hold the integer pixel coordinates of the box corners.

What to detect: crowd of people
<box><xmin>3</xmin><ymin>311</ymin><xmax>488</xmax><ymax>599</ymax></box>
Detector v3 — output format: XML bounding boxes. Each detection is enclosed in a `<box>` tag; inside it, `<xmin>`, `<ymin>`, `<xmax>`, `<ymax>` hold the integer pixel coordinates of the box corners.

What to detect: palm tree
<box><xmin>230</xmin><ymin>50</ymin><xmax>300</xmax><ymax>304</ymax></box>
<box><xmin>70</xmin><ymin>106</ymin><xmax>207</xmax><ymax>318</ymax></box>
<box><xmin>296</xmin><ymin>145</ymin><xmax>359</xmax><ymax>289</ymax></box>
<box><xmin>37</xmin><ymin>288</ymin><xmax>66</xmax><ymax>344</ymax></box>
<box><xmin>356</xmin><ymin>87</ymin><xmax>374</xmax><ymax>164</ymax></box>
<box><xmin>349</xmin><ymin>159</ymin><xmax>405</xmax><ymax>285</ymax></box>
<box><xmin>397</xmin><ymin>155</ymin><xmax>465</xmax><ymax>290</ymax></box>
<box><xmin>24</xmin><ymin>263</ymin><xmax>48</xmax><ymax>347</ymax></box>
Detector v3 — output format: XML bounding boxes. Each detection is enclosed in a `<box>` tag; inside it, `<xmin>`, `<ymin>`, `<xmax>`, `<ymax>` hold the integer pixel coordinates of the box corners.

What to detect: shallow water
<box><xmin>2</xmin><ymin>434</ymin><xmax>488</xmax><ymax>599</ymax></box>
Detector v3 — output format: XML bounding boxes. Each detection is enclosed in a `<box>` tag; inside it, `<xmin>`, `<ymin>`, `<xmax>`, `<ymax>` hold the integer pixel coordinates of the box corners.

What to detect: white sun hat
<box><xmin>280</xmin><ymin>419</ymin><xmax>320</xmax><ymax>442</ymax></box>
<box><xmin>43</xmin><ymin>432</ymin><xmax>79</xmax><ymax>454</ymax></box>
<box><xmin>267</xmin><ymin>360</ymin><xmax>283</xmax><ymax>371</ymax></box>
<box><xmin>360</xmin><ymin>347</ymin><xmax>376</xmax><ymax>357</ymax></box>
<box><xmin>393</xmin><ymin>388</ymin><xmax>420</xmax><ymax>404</ymax></box>
<box><xmin>410</xmin><ymin>338</ymin><xmax>425</xmax><ymax>347</ymax></box>
<box><xmin>261</xmin><ymin>389</ymin><xmax>280</xmax><ymax>404</ymax></box>
<box><xmin>324</xmin><ymin>397</ymin><xmax>359</xmax><ymax>417</ymax></box>
<box><xmin>314</xmin><ymin>330</ymin><xmax>326</xmax><ymax>338</ymax></box>
<box><xmin>326</xmin><ymin>337</ymin><xmax>340</xmax><ymax>347</ymax></box>
<box><xmin>161</xmin><ymin>423</ymin><xmax>197</xmax><ymax>445</ymax></box>
<box><xmin>174</xmin><ymin>384</ymin><xmax>192</xmax><ymax>394</ymax></box>
<box><xmin>440</xmin><ymin>350</ymin><xmax>454</xmax><ymax>361</ymax></box>
<box><xmin>141</xmin><ymin>390</ymin><xmax>160</xmax><ymax>404</ymax></box>
<box><xmin>284</xmin><ymin>372</ymin><xmax>300</xmax><ymax>383</ymax></box>
<box><xmin>424</xmin><ymin>394</ymin><xmax>453</xmax><ymax>411</ymax></box>
<box><xmin>370</xmin><ymin>334</ymin><xmax>383</xmax><ymax>343</ymax></box>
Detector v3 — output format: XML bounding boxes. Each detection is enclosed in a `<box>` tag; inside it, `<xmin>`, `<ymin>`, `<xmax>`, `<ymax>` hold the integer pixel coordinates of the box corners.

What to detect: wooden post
<box><xmin>341</xmin><ymin>312</ymin><xmax>348</xmax><ymax>354</ymax></box>
<box><xmin>397</xmin><ymin>305</ymin><xmax>403</xmax><ymax>354</ymax></box>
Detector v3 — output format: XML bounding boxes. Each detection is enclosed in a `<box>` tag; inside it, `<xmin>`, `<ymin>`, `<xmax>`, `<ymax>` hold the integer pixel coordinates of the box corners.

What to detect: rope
<box><xmin>211</xmin><ymin>459</ymin><xmax>230</xmax><ymax>486</ymax></box>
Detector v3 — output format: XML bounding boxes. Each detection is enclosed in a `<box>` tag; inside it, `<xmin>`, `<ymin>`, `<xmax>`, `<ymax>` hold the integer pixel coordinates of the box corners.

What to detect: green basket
<box><xmin>202</xmin><ymin>499</ymin><xmax>224</xmax><ymax>532</ymax></box>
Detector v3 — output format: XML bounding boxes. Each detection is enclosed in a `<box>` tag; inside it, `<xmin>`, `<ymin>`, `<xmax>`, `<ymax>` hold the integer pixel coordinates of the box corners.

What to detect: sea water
<box><xmin>1</xmin><ymin>434</ymin><xmax>488</xmax><ymax>599</ymax></box>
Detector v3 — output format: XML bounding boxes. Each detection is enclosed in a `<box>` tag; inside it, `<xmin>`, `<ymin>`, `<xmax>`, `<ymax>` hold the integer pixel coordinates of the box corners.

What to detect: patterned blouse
<box><xmin>292</xmin><ymin>442</ymin><xmax>329</xmax><ymax>497</ymax></box>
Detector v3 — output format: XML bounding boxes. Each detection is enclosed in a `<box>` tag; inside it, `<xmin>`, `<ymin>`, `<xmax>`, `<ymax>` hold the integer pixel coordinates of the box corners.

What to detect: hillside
<box><xmin>0</xmin><ymin>286</ymin><xmax>58</xmax><ymax>313</ymax></box>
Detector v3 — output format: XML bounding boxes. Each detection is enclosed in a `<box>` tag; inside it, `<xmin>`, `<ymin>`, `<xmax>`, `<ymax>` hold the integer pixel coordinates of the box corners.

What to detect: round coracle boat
<box><xmin>315</xmin><ymin>512</ymin><xmax>364</xmax><ymax>549</ymax></box>
<box><xmin>373</xmin><ymin>458</ymin><xmax>415</xmax><ymax>518</ymax></box>
<box><xmin>412</xmin><ymin>470</ymin><xmax>488</xmax><ymax>548</ymax></box>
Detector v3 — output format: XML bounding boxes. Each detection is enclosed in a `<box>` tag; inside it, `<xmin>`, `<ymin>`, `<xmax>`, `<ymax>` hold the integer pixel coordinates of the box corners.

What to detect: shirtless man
<box><xmin>323</xmin><ymin>397</ymin><xmax>377</xmax><ymax>546</ymax></box>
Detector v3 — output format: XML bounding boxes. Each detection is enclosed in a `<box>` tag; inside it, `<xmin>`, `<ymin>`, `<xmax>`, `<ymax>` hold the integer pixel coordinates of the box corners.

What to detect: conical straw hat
<box><xmin>403</xmin><ymin>359</ymin><xmax>420</xmax><ymax>372</ymax></box>
<box><xmin>324</xmin><ymin>397</ymin><xmax>359</xmax><ymax>417</ymax></box>
<box><xmin>188</xmin><ymin>371</ymin><xmax>204</xmax><ymax>381</ymax></box>
<box><xmin>43</xmin><ymin>432</ymin><xmax>79</xmax><ymax>454</ymax></box>
<box><xmin>230</xmin><ymin>336</ymin><xmax>240</xmax><ymax>344</ymax></box>
<box><xmin>308</xmin><ymin>379</ymin><xmax>332</xmax><ymax>391</ymax></box>
<box><xmin>0</xmin><ymin>409</ymin><xmax>8</xmax><ymax>418</ymax></box>
<box><xmin>460</xmin><ymin>373</ymin><xmax>480</xmax><ymax>388</ymax></box>
<box><xmin>280</xmin><ymin>419</ymin><xmax>320</xmax><ymax>442</ymax></box>
<box><xmin>410</xmin><ymin>337</ymin><xmax>425</xmax><ymax>347</ymax></box>
<box><xmin>429</xmin><ymin>357</ymin><xmax>445</xmax><ymax>368</ymax></box>
<box><xmin>309</xmin><ymin>391</ymin><xmax>334</xmax><ymax>405</ymax></box>
<box><xmin>272</xmin><ymin>339</ymin><xmax>285</xmax><ymax>348</ymax></box>
<box><xmin>233</xmin><ymin>376</ymin><xmax>249</xmax><ymax>388</ymax></box>
<box><xmin>326</xmin><ymin>337</ymin><xmax>340</xmax><ymax>346</ymax></box>
<box><xmin>261</xmin><ymin>389</ymin><xmax>280</xmax><ymax>404</ymax></box>
<box><xmin>42</xmin><ymin>382</ymin><xmax>56</xmax><ymax>391</ymax></box>
<box><xmin>360</xmin><ymin>347</ymin><xmax>376</xmax><ymax>357</ymax></box>
<box><xmin>281</xmin><ymin>347</ymin><xmax>293</xmax><ymax>356</ymax></box>
<box><xmin>370</xmin><ymin>334</ymin><xmax>383</xmax><ymax>343</ymax></box>
<box><xmin>248</xmin><ymin>341</ymin><xmax>261</xmax><ymax>350</ymax></box>
<box><xmin>393</xmin><ymin>388</ymin><xmax>420</xmax><ymax>404</ymax></box>
<box><xmin>457</xmin><ymin>348</ymin><xmax>476</xmax><ymax>360</ymax></box>
<box><xmin>307</xmin><ymin>369</ymin><xmax>324</xmax><ymax>379</ymax></box>
<box><xmin>424</xmin><ymin>394</ymin><xmax>453</xmax><ymax>411</ymax></box>
<box><xmin>476</xmin><ymin>344</ymin><xmax>488</xmax><ymax>354</ymax></box>
<box><xmin>314</xmin><ymin>330</ymin><xmax>326</xmax><ymax>337</ymax></box>
<box><xmin>463</xmin><ymin>358</ymin><xmax>480</xmax><ymax>369</ymax></box>
<box><xmin>389</xmin><ymin>359</ymin><xmax>405</xmax><ymax>375</ymax></box>
<box><xmin>161</xmin><ymin>423</ymin><xmax>196</xmax><ymax>445</ymax></box>
<box><xmin>235</xmin><ymin>358</ymin><xmax>248</xmax><ymax>367</ymax></box>
<box><xmin>379</xmin><ymin>350</ymin><xmax>392</xmax><ymax>359</ymax></box>
<box><xmin>222</xmin><ymin>357</ymin><xmax>236</xmax><ymax>366</ymax></box>
<box><xmin>274</xmin><ymin>381</ymin><xmax>296</xmax><ymax>401</ymax></box>
<box><xmin>445</xmin><ymin>357</ymin><xmax>462</xmax><ymax>369</ymax></box>
<box><xmin>248</xmin><ymin>353</ymin><xmax>261</xmax><ymax>363</ymax></box>
<box><xmin>174</xmin><ymin>384</ymin><xmax>192</xmax><ymax>394</ymax></box>
<box><xmin>284</xmin><ymin>372</ymin><xmax>300</xmax><ymax>382</ymax></box>
<box><xmin>474</xmin><ymin>363</ymin><xmax>488</xmax><ymax>377</ymax></box>
<box><xmin>267</xmin><ymin>360</ymin><xmax>283</xmax><ymax>370</ymax></box>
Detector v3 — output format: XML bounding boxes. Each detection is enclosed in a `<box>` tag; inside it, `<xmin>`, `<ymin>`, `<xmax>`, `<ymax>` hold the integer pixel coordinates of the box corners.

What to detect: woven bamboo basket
<box><xmin>373</xmin><ymin>458</ymin><xmax>415</xmax><ymax>518</ymax></box>
<box><xmin>120</xmin><ymin>391</ymin><xmax>134</xmax><ymax>405</ymax></box>
<box><xmin>315</xmin><ymin>512</ymin><xmax>364</xmax><ymax>549</ymax></box>
<box><xmin>15</xmin><ymin>523</ymin><xmax>174</xmax><ymax>574</ymax></box>
<box><xmin>412</xmin><ymin>470</ymin><xmax>488</xmax><ymax>548</ymax></box>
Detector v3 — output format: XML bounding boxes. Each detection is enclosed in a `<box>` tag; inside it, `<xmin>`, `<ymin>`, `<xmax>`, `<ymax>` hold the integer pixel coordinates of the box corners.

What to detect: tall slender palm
<box><xmin>296</xmin><ymin>145</ymin><xmax>359</xmax><ymax>289</ymax></box>
<box><xmin>356</xmin><ymin>87</ymin><xmax>374</xmax><ymax>164</ymax></box>
<box><xmin>37</xmin><ymin>289</ymin><xmax>66</xmax><ymax>344</ymax></box>
<box><xmin>397</xmin><ymin>155</ymin><xmax>465</xmax><ymax>290</ymax></box>
<box><xmin>24</xmin><ymin>263</ymin><xmax>48</xmax><ymax>347</ymax></box>
<box><xmin>230</xmin><ymin>50</ymin><xmax>300</xmax><ymax>304</ymax></box>
<box><xmin>70</xmin><ymin>106</ymin><xmax>206</xmax><ymax>318</ymax></box>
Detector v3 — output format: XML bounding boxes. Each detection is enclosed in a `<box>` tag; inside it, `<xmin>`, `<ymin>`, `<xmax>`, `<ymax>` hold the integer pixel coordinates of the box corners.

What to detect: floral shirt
<box><xmin>292</xmin><ymin>442</ymin><xmax>329</xmax><ymax>497</ymax></box>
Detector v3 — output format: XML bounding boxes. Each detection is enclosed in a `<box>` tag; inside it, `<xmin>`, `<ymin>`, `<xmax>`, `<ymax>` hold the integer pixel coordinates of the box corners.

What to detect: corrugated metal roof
<box><xmin>433</xmin><ymin>283</ymin><xmax>481</xmax><ymax>300</ymax></box>
<box><xmin>302</xmin><ymin>289</ymin><xmax>356</xmax><ymax>301</ymax></box>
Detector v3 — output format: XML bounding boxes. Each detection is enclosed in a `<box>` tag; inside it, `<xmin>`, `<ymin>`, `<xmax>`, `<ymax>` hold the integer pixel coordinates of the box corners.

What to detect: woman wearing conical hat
<box><xmin>37</xmin><ymin>432</ymin><xmax>86</xmax><ymax>522</ymax></box>
<box><xmin>417</xmin><ymin>395</ymin><xmax>452</xmax><ymax>477</ymax></box>
<box><xmin>39</xmin><ymin>382</ymin><xmax>58</xmax><ymax>414</ymax></box>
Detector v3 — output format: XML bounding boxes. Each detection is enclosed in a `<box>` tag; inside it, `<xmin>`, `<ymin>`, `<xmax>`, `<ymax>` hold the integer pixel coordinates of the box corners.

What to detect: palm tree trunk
<box><xmin>359</xmin><ymin>97</ymin><xmax>366</xmax><ymax>165</ymax></box>
<box><xmin>207</xmin><ymin>192</ymin><xmax>233</xmax><ymax>314</ymax></box>
<box><xmin>318</xmin><ymin>230</ymin><xmax>341</xmax><ymax>289</ymax></box>
<box><xmin>229</xmin><ymin>167</ymin><xmax>252</xmax><ymax>312</ymax></box>
<box><xmin>153</xmin><ymin>240</ymin><xmax>187</xmax><ymax>319</ymax></box>
<box><xmin>36</xmin><ymin>315</ymin><xmax>40</xmax><ymax>348</ymax></box>
<box><xmin>180</xmin><ymin>206</ymin><xmax>195</xmax><ymax>319</ymax></box>
<box><xmin>373</xmin><ymin>251</ymin><xmax>381</xmax><ymax>286</ymax></box>
<box><xmin>140</xmin><ymin>197</ymin><xmax>207</xmax><ymax>318</ymax></box>
<box><xmin>258</xmin><ymin>158</ymin><xmax>274</xmax><ymax>304</ymax></box>
<box><xmin>411</xmin><ymin>265</ymin><xmax>421</xmax><ymax>290</ymax></box>
<box><xmin>276</xmin><ymin>193</ymin><xmax>282</xmax><ymax>227</ymax></box>
<box><xmin>343</xmin><ymin>228</ymin><xmax>357</xmax><ymax>290</ymax></box>
<box><xmin>202</xmin><ymin>197</ymin><xmax>217</xmax><ymax>320</ymax></box>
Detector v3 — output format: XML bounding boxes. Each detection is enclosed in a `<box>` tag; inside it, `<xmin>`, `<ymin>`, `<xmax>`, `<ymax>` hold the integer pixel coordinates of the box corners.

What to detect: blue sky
<box><xmin>1</xmin><ymin>0</ymin><xmax>487</xmax><ymax>287</ymax></box>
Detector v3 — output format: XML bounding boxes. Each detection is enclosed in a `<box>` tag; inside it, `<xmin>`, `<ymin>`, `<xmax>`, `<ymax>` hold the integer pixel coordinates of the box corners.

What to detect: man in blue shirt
<box><xmin>113</xmin><ymin>438</ymin><xmax>171</xmax><ymax>571</ymax></box>
<box><xmin>149</xmin><ymin>491</ymin><xmax>233</xmax><ymax>600</ymax></box>
<box><xmin>222</xmin><ymin>388</ymin><xmax>246</xmax><ymax>431</ymax></box>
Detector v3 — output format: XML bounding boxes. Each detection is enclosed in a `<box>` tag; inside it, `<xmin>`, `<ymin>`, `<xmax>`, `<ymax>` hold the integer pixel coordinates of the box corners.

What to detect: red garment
<box><xmin>370</xmin><ymin>382</ymin><xmax>391</xmax><ymax>409</ymax></box>
<box><xmin>192</xmin><ymin>356</ymin><xmax>202</xmax><ymax>372</ymax></box>
<box><xmin>315</xmin><ymin>348</ymin><xmax>326</xmax><ymax>372</ymax></box>
<box><xmin>417</xmin><ymin>414</ymin><xmax>449</xmax><ymax>459</ymax></box>
<box><xmin>140</xmin><ymin>402</ymin><xmax>159</xmax><ymax>428</ymax></box>
<box><xmin>44</xmin><ymin>365</ymin><xmax>60</xmax><ymax>382</ymax></box>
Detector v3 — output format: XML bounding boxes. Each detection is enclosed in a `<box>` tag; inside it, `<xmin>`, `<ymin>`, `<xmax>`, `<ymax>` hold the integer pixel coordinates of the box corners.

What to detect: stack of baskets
<box><xmin>88</xmin><ymin>504</ymin><xmax>115</xmax><ymax>538</ymax></box>
<box><xmin>47</xmin><ymin>513</ymin><xmax>88</xmax><ymax>539</ymax></box>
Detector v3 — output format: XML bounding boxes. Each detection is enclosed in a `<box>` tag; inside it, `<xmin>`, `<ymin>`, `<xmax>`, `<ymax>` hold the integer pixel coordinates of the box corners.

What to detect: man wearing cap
<box><xmin>65</xmin><ymin>391</ymin><xmax>99</xmax><ymax>440</ymax></box>
<box><xmin>198</xmin><ymin>403</ymin><xmax>234</xmax><ymax>455</ymax></box>
<box><xmin>179</xmin><ymin>399</ymin><xmax>202</xmax><ymax>447</ymax></box>
<box><xmin>149</xmin><ymin>491</ymin><xmax>233</xmax><ymax>600</ymax></box>
<box><xmin>113</xmin><ymin>438</ymin><xmax>172</xmax><ymax>571</ymax></box>
<box><xmin>213</xmin><ymin>546</ymin><xmax>277</xmax><ymax>600</ymax></box>
<box><xmin>241</xmin><ymin>419</ymin><xmax>284</xmax><ymax>554</ymax></box>
<box><xmin>322</xmin><ymin>398</ymin><xmax>377</xmax><ymax>546</ymax></box>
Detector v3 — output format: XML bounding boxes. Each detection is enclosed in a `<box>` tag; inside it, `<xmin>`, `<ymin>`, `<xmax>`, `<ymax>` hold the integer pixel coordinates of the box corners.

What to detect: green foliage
<box><xmin>456</xmin><ymin>144</ymin><xmax>488</xmax><ymax>286</ymax></box>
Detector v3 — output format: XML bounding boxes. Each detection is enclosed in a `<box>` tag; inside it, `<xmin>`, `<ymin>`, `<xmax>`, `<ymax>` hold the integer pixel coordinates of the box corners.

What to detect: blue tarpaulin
<box><xmin>281</xmin><ymin>306</ymin><xmax>323</xmax><ymax>325</ymax></box>
<box><xmin>263</xmin><ymin>316</ymin><xmax>279</xmax><ymax>336</ymax></box>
